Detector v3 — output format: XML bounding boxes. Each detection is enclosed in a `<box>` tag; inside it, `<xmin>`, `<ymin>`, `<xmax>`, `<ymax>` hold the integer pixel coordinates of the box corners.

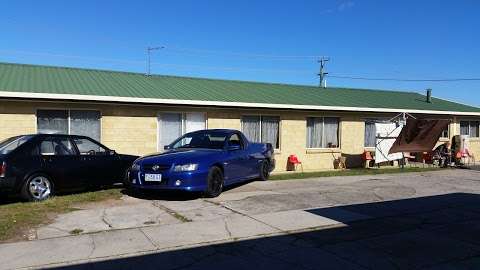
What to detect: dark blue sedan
<box><xmin>127</xmin><ymin>129</ymin><xmax>275</xmax><ymax>197</ymax></box>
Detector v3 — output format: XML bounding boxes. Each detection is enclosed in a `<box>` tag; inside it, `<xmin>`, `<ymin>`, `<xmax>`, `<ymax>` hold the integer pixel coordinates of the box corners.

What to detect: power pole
<box><xmin>146</xmin><ymin>46</ymin><xmax>165</xmax><ymax>76</ymax></box>
<box><xmin>318</xmin><ymin>57</ymin><xmax>329</xmax><ymax>88</ymax></box>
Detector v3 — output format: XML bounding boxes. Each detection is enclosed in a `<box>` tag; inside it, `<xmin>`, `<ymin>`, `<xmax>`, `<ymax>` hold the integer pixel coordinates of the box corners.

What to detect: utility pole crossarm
<box><xmin>318</xmin><ymin>57</ymin><xmax>330</xmax><ymax>88</ymax></box>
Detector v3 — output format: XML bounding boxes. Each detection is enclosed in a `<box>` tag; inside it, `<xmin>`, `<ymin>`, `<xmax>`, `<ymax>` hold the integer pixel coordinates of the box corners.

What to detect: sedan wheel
<box><xmin>204</xmin><ymin>167</ymin><xmax>223</xmax><ymax>198</ymax></box>
<box><xmin>22</xmin><ymin>174</ymin><xmax>53</xmax><ymax>201</ymax></box>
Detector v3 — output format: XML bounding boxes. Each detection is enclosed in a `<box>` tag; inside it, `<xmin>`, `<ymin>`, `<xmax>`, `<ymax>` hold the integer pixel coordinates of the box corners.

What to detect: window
<box><xmin>37</xmin><ymin>110</ymin><xmax>101</xmax><ymax>141</ymax></box>
<box><xmin>241</xmin><ymin>116</ymin><xmax>280</xmax><ymax>149</ymax></box>
<box><xmin>440</xmin><ymin>125</ymin><xmax>449</xmax><ymax>138</ymax></box>
<box><xmin>228</xmin><ymin>133</ymin><xmax>243</xmax><ymax>149</ymax></box>
<box><xmin>39</xmin><ymin>137</ymin><xmax>76</xmax><ymax>156</ymax></box>
<box><xmin>0</xmin><ymin>135</ymin><xmax>34</xmax><ymax>155</ymax></box>
<box><xmin>306</xmin><ymin>117</ymin><xmax>339</xmax><ymax>148</ymax></box>
<box><xmin>158</xmin><ymin>112</ymin><xmax>206</xmax><ymax>149</ymax></box>
<box><xmin>364</xmin><ymin>121</ymin><xmax>376</xmax><ymax>147</ymax></box>
<box><xmin>460</xmin><ymin>121</ymin><xmax>480</xmax><ymax>137</ymax></box>
<box><xmin>74</xmin><ymin>138</ymin><xmax>108</xmax><ymax>155</ymax></box>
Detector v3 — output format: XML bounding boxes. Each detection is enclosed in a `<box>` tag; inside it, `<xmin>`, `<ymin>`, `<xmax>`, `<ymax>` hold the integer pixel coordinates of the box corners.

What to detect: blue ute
<box><xmin>127</xmin><ymin>129</ymin><xmax>275</xmax><ymax>197</ymax></box>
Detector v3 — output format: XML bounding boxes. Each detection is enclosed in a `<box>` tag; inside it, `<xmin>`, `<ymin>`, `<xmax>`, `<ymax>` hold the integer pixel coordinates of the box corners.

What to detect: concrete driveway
<box><xmin>2</xmin><ymin>169</ymin><xmax>480</xmax><ymax>269</ymax></box>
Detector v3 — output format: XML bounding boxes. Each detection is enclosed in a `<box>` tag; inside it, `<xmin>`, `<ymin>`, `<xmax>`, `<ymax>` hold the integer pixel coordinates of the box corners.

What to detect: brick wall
<box><xmin>0</xmin><ymin>100</ymin><xmax>478</xmax><ymax>171</ymax></box>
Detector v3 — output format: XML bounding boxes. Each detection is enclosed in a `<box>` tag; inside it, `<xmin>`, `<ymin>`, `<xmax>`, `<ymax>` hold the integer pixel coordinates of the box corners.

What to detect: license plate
<box><xmin>145</xmin><ymin>173</ymin><xmax>162</xmax><ymax>182</ymax></box>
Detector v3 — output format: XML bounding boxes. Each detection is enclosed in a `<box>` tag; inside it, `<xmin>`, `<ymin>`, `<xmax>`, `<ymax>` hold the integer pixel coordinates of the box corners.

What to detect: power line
<box><xmin>328</xmin><ymin>75</ymin><xmax>480</xmax><ymax>82</ymax></box>
<box><xmin>1</xmin><ymin>49</ymin><xmax>479</xmax><ymax>82</ymax></box>
<box><xmin>165</xmin><ymin>46</ymin><xmax>321</xmax><ymax>60</ymax></box>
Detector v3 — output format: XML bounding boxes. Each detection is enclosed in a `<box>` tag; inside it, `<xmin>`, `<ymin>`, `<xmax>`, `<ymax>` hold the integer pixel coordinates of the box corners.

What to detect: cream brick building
<box><xmin>1</xmin><ymin>62</ymin><xmax>479</xmax><ymax>172</ymax></box>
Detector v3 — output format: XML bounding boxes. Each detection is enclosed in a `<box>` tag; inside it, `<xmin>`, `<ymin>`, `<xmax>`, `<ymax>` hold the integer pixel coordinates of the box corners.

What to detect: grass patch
<box><xmin>269</xmin><ymin>167</ymin><xmax>441</xmax><ymax>181</ymax></box>
<box><xmin>0</xmin><ymin>188</ymin><xmax>122</xmax><ymax>242</ymax></box>
<box><xmin>69</xmin><ymin>228</ymin><xmax>83</xmax><ymax>235</ymax></box>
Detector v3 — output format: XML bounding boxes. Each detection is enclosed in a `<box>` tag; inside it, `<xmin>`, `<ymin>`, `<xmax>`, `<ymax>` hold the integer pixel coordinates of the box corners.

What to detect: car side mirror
<box><xmin>108</xmin><ymin>150</ymin><xmax>116</xmax><ymax>155</ymax></box>
<box><xmin>164</xmin><ymin>145</ymin><xmax>171</xmax><ymax>150</ymax></box>
<box><xmin>227</xmin><ymin>145</ymin><xmax>241</xmax><ymax>151</ymax></box>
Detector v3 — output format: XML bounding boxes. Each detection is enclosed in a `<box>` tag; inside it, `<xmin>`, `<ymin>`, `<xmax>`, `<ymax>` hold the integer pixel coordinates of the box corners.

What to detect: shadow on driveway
<box><xmin>51</xmin><ymin>193</ymin><xmax>480</xmax><ymax>270</ymax></box>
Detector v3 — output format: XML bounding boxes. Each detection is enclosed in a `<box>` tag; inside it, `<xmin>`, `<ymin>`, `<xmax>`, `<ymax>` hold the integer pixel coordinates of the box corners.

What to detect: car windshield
<box><xmin>171</xmin><ymin>131</ymin><xmax>228</xmax><ymax>149</ymax></box>
<box><xmin>0</xmin><ymin>135</ymin><xmax>34</xmax><ymax>155</ymax></box>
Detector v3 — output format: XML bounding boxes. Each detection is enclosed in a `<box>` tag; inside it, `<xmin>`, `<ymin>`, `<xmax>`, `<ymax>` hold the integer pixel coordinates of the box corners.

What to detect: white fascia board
<box><xmin>1</xmin><ymin>91</ymin><xmax>480</xmax><ymax>116</ymax></box>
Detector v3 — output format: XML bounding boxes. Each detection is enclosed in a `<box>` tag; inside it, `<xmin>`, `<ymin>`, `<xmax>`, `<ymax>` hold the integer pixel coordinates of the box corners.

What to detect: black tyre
<box><xmin>259</xmin><ymin>160</ymin><xmax>270</xmax><ymax>181</ymax></box>
<box><xmin>21</xmin><ymin>173</ymin><xmax>54</xmax><ymax>202</ymax></box>
<box><xmin>204</xmin><ymin>166</ymin><xmax>224</xmax><ymax>198</ymax></box>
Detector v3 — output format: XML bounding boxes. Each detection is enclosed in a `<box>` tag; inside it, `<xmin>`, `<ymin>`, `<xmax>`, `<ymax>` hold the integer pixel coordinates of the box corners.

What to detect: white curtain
<box><xmin>37</xmin><ymin>110</ymin><xmax>68</xmax><ymax>135</ymax></box>
<box><xmin>185</xmin><ymin>112</ymin><xmax>205</xmax><ymax>133</ymax></box>
<box><xmin>306</xmin><ymin>117</ymin><xmax>323</xmax><ymax>148</ymax></box>
<box><xmin>160</xmin><ymin>113</ymin><xmax>182</xmax><ymax>149</ymax></box>
<box><xmin>323</xmin><ymin>117</ymin><xmax>339</xmax><ymax>148</ymax></box>
<box><xmin>242</xmin><ymin>116</ymin><xmax>261</xmax><ymax>142</ymax></box>
<box><xmin>70</xmin><ymin>110</ymin><xmax>101</xmax><ymax>142</ymax></box>
<box><xmin>460</xmin><ymin>121</ymin><xmax>469</xmax><ymax>135</ymax></box>
<box><xmin>364</xmin><ymin>121</ymin><xmax>376</xmax><ymax>147</ymax></box>
<box><xmin>470</xmin><ymin>121</ymin><xmax>479</xmax><ymax>137</ymax></box>
<box><xmin>261</xmin><ymin>116</ymin><xmax>279</xmax><ymax>148</ymax></box>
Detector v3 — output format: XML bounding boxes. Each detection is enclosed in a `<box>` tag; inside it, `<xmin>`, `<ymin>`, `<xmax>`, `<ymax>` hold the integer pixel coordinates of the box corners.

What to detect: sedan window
<box><xmin>0</xmin><ymin>135</ymin><xmax>34</xmax><ymax>155</ymax></box>
<box><xmin>40</xmin><ymin>138</ymin><xmax>76</xmax><ymax>156</ymax></box>
<box><xmin>74</xmin><ymin>138</ymin><xmax>108</xmax><ymax>155</ymax></box>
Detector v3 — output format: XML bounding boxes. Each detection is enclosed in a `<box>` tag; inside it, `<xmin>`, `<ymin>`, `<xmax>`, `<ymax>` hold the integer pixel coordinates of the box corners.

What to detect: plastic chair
<box><xmin>288</xmin><ymin>155</ymin><xmax>304</xmax><ymax>172</ymax></box>
<box><xmin>362</xmin><ymin>151</ymin><xmax>374</xmax><ymax>168</ymax></box>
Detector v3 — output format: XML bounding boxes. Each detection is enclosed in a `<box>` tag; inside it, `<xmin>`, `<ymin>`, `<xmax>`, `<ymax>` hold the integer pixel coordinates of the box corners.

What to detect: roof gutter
<box><xmin>1</xmin><ymin>91</ymin><xmax>480</xmax><ymax>116</ymax></box>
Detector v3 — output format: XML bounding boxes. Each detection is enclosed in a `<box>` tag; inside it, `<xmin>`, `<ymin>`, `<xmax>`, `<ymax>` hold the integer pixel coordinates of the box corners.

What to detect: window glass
<box><xmin>228</xmin><ymin>133</ymin><xmax>243</xmax><ymax>148</ymax></box>
<box><xmin>171</xmin><ymin>131</ymin><xmax>226</xmax><ymax>149</ymax></box>
<box><xmin>160</xmin><ymin>113</ymin><xmax>182</xmax><ymax>148</ymax></box>
<box><xmin>470</xmin><ymin>121</ymin><xmax>479</xmax><ymax>137</ymax></box>
<box><xmin>37</xmin><ymin>110</ymin><xmax>101</xmax><ymax>142</ymax></box>
<box><xmin>74</xmin><ymin>138</ymin><xmax>107</xmax><ymax>155</ymax></box>
<box><xmin>37</xmin><ymin>110</ymin><xmax>68</xmax><ymax>134</ymax></box>
<box><xmin>185</xmin><ymin>112</ymin><xmax>206</xmax><ymax>133</ymax></box>
<box><xmin>241</xmin><ymin>115</ymin><xmax>280</xmax><ymax>148</ymax></box>
<box><xmin>261</xmin><ymin>116</ymin><xmax>280</xmax><ymax>149</ymax></box>
<box><xmin>460</xmin><ymin>121</ymin><xmax>469</xmax><ymax>136</ymax></box>
<box><xmin>440</xmin><ymin>126</ymin><xmax>449</xmax><ymax>138</ymax></box>
<box><xmin>241</xmin><ymin>116</ymin><xmax>261</xmax><ymax>143</ymax></box>
<box><xmin>0</xmin><ymin>135</ymin><xmax>34</xmax><ymax>155</ymax></box>
<box><xmin>307</xmin><ymin>117</ymin><xmax>323</xmax><ymax>148</ymax></box>
<box><xmin>40</xmin><ymin>137</ymin><xmax>76</xmax><ymax>156</ymax></box>
<box><xmin>460</xmin><ymin>121</ymin><xmax>480</xmax><ymax>137</ymax></box>
<box><xmin>306</xmin><ymin>117</ymin><xmax>339</xmax><ymax>148</ymax></box>
<box><xmin>364</xmin><ymin>121</ymin><xmax>376</xmax><ymax>147</ymax></box>
<box><xmin>70</xmin><ymin>110</ymin><xmax>101</xmax><ymax>141</ymax></box>
<box><xmin>324</xmin><ymin>117</ymin><xmax>339</xmax><ymax>148</ymax></box>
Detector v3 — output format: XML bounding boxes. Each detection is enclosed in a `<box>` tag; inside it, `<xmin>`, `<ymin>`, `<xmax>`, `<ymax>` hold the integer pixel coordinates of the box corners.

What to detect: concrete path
<box><xmin>2</xmin><ymin>169</ymin><xmax>480</xmax><ymax>269</ymax></box>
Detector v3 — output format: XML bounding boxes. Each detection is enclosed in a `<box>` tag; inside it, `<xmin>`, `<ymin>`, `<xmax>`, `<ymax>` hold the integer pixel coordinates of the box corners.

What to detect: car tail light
<box><xmin>0</xmin><ymin>162</ymin><xmax>6</xmax><ymax>177</ymax></box>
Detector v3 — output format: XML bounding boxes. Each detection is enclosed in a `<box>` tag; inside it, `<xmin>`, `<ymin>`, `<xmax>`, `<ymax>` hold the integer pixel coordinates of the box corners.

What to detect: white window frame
<box><xmin>306</xmin><ymin>116</ymin><xmax>341</xmax><ymax>149</ymax></box>
<box><xmin>241</xmin><ymin>114</ymin><xmax>281</xmax><ymax>150</ymax></box>
<box><xmin>157</xmin><ymin>111</ymin><xmax>207</xmax><ymax>151</ymax></box>
<box><xmin>35</xmin><ymin>108</ymin><xmax>102</xmax><ymax>141</ymax></box>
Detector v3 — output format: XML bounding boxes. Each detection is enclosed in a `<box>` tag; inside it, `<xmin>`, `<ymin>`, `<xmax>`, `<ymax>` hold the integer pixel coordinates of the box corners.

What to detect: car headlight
<box><xmin>131</xmin><ymin>163</ymin><xmax>141</xmax><ymax>171</ymax></box>
<box><xmin>173</xmin><ymin>163</ymin><xmax>198</xmax><ymax>172</ymax></box>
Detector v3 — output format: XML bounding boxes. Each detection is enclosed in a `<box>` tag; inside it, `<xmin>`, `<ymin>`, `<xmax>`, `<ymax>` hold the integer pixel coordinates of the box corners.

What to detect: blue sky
<box><xmin>1</xmin><ymin>0</ymin><xmax>479</xmax><ymax>106</ymax></box>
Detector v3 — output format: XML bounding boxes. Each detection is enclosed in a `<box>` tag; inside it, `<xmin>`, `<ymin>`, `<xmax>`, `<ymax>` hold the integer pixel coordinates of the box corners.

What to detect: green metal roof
<box><xmin>0</xmin><ymin>62</ymin><xmax>479</xmax><ymax>114</ymax></box>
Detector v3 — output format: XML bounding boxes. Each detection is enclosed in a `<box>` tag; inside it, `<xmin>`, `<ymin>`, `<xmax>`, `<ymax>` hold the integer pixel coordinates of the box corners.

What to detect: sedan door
<box><xmin>72</xmin><ymin>137</ymin><xmax>119</xmax><ymax>186</ymax></box>
<box><xmin>38</xmin><ymin>136</ymin><xmax>85</xmax><ymax>191</ymax></box>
